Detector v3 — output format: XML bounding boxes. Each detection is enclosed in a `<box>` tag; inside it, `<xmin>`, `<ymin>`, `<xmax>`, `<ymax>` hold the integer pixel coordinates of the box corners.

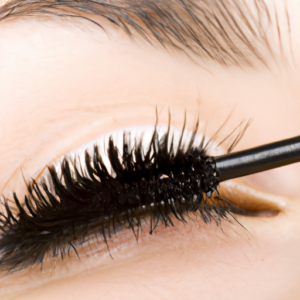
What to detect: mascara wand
<box><xmin>213</xmin><ymin>135</ymin><xmax>300</xmax><ymax>182</ymax></box>
<box><xmin>1</xmin><ymin>130</ymin><xmax>300</xmax><ymax>273</ymax></box>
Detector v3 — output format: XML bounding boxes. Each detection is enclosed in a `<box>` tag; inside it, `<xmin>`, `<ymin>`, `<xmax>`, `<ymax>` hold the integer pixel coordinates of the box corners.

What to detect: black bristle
<box><xmin>0</xmin><ymin>123</ymin><xmax>235</xmax><ymax>273</ymax></box>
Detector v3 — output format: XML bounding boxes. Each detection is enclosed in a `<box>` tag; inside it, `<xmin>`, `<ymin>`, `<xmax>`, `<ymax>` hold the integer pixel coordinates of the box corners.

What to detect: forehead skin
<box><xmin>1</xmin><ymin>1</ymin><xmax>300</xmax><ymax>299</ymax></box>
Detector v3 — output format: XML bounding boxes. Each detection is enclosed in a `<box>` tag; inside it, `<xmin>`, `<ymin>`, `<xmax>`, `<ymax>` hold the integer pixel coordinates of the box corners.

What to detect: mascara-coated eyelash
<box><xmin>0</xmin><ymin>119</ymin><xmax>242</xmax><ymax>273</ymax></box>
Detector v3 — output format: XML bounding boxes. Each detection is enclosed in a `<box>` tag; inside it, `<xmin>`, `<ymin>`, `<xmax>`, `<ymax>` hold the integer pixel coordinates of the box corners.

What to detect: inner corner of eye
<box><xmin>218</xmin><ymin>183</ymin><xmax>281</xmax><ymax>218</ymax></box>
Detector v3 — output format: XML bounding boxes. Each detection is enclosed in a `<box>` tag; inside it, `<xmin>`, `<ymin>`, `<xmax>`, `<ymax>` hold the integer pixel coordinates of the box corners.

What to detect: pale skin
<box><xmin>1</xmin><ymin>0</ymin><xmax>300</xmax><ymax>299</ymax></box>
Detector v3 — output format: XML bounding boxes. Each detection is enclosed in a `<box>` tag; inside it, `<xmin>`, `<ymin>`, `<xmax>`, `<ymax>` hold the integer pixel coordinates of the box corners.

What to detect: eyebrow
<box><xmin>0</xmin><ymin>0</ymin><xmax>290</xmax><ymax>67</ymax></box>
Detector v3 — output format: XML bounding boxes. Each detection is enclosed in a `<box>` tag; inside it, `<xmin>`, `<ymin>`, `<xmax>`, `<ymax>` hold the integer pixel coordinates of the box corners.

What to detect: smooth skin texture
<box><xmin>1</xmin><ymin>0</ymin><xmax>300</xmax><ymax>299</ymax></box>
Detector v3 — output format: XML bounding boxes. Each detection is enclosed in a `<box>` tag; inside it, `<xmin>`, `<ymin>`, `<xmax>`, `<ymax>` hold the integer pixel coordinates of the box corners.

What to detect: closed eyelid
<box><xmin>0</xmin><ymin>121</ymin><xmax>232</xmax><ymax>272</ymax></box>
<box><xmin>0</xmin><ymin>111</ymin><xmax>287</xmax><ymax>283</ymax></box>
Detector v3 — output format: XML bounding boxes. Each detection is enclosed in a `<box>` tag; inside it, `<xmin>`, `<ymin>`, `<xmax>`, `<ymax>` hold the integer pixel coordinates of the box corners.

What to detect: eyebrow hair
<box><xmin>0</xmin><ymin>0</ymin><xmax>290</xmax><ymax>67</ymax></box>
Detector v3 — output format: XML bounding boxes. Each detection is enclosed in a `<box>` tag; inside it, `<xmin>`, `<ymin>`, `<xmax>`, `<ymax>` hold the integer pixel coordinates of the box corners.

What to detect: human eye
<box><xmin>1</xmin><ymin>0</ymin><xmax>300</xmax><ymax>299</ymax></box>
<box><xmin>0</xmin><ymin>116</ymin><xmax>289</xmax><ymax>297</ymax></box>
<box><xmin>1</xmin><ymin>118</ymin><xmax>279</xmax><ymax>273</ymax></box>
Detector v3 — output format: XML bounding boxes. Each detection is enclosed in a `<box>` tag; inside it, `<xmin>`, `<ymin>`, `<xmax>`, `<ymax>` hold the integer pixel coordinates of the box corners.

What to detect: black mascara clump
<box><xmin>0</xmin><ymin>122</ymin><xmax>233</xmax><ymax>273</ymax></box>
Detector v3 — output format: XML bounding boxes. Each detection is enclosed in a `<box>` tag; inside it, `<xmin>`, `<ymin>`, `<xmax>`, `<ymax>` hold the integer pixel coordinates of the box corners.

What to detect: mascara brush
<box><xmin>213</xmin><ymin>135</ymin><xmax>300</xmax><ymax>182</ymax></box>
<box><xmin>1</xmin><ymin>130</ymin><xmax>300</xmax><ymax>273</ymax></box>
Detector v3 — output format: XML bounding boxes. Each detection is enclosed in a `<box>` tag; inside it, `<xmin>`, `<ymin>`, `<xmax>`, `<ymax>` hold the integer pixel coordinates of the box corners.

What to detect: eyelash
<box><xmin>0</xmin><ymin>119</ymin><xmax>241</xmax><ymax>273</ymax></box>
